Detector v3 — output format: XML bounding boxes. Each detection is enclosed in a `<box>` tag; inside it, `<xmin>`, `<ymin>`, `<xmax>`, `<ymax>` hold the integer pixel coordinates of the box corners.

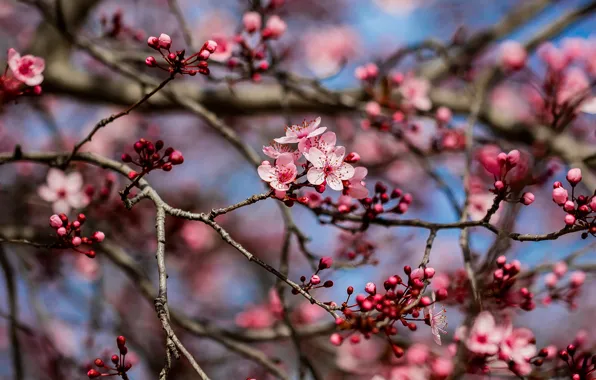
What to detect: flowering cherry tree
<box><xmin>1</xmin><ymin>0</ymin><xmax>596</xmax><ymax>379</ymax></box>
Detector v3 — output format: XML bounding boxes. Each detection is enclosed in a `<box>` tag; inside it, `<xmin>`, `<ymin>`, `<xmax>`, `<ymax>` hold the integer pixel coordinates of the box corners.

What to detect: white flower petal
<box><xmin>258</xmin><ymin>164</ymin><xmax>276</xmax><ymax>182</ymax></box>
<box><xmin>307</xmin><ymin>167</ymin><xmax>325</xmax><ymax>185</ymax></box>
<box><xmin>581</xmin><ymin>97</ymin><xmax>596</xmax><ymax>114</ymax></box>
<box><xmin>52</xmin><ymin>199</ymin><xmax>71</xmax><ymax>215</ymax></box>
<box><xmin>65</xmin><ymin>172</ymin><xmax>83</xmax><ymax>192</ymax></box>
<box><xmin>38</xmin><ymin>185</ymin><xmax>58</xmax><ymax>202</ymax></box>
<box><xmin>306</xmin><ymin>148</ymin><xmax>326</xmax><ymax>168</ymax></box>
<box><xmin>46</xmin><ymin>169</ymin><xmax>66</xmax><ymax>190</ymax></box>
<box><xmin>335</xmin><ymin>163</ymin><xmax>355</xmax><ymax>180</ymax></box>
<box><xmin>326</xmin><ymin>174</ymin><xmax>343</xmax><ymax>191</ymax></box>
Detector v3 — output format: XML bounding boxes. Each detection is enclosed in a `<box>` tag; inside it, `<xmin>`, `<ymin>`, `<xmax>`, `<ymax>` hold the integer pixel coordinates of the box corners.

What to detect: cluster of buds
<box><xmin>330</xmin><ymin>265</ymin><xmax>447</xmax><ymax>355</ymax></box>
<box><xmin>293</xmin><ymin>257</ymin><xmax>334</xmax><ymax>293</ymax></box>
<box><xmin>122</xmin><ymin>138</ymin><xmax>184</xmax><ymax>180</ymax></box>
<box><xmin>87</xmin><ymin>336</ymin><xmax>132</xmax><ymax>378</ymax></box>
<box><xmin>99</xmin><ymin>9</ymin><xmax>144</xmax><ymax>41</ymax></box>
<box><xmin>490</xmin><ymin>256</ymin><xmax>535</xmax><ymax>311</ymax></box>
<box><xmin>1</xmin><ymin>48</ymin><xmax>44</xmax><ymax>104</ymax></box>
<box><xmin>362</xmin><ymin>182</ymin><xmax>412</xmax><ymax>218</ymax></box>
<box><xmin>146</xmin><ymin>33</ymin><xmax>217</xmax><ymax>76</ymax></box>
<box><xmin>551</xmin><ymin>168</ymin><xmax>596</xmax><ymax>234</ymax></box>
<box><xmin>531</xmin><ymin>332</ymin><xmax>594</xmax><ymax>378</ymax></box>
<box><xmin>543</xmin><ymin>261</ymin><xmax>586</xmax><ymax>309</ymax></box>
<box><xmin>480</xmin><ymin>149</ymin><xmax>535</xmax><ymax>206</ymax></box>
<box><xmin>84</xmin><ymin>173</ymin><xmax>117</xmax><ymax>204</ymax></box>
<box><xmin>49</xmin><ymin>214</ymin><xmax>104</xmax><ymax>258</ymax></box>
<box><xmin>224</xmin><ymin>11</ymin><xmax>287</xmax><ymax>81</ymax></box>
<box><xmin>354</xmin><ymin>63</ymin><xmax>379</xmax><ymax>86</ymax></box>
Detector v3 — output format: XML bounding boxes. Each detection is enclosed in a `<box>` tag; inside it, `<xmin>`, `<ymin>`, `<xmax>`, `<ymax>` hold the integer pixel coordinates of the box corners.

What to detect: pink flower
<box><xmin>431</xmin><ymin>357</ymin><xmax>454</xmax><ymax>377</ymax></box>
<box><xmin>306</xmin><ymin>147</ymin><xmax>355</xmax><ymax>190</ymax></box>
<box><xmin>499</xmin><ymin>328</ymin><xmax>537</xmax><ymax>376</ymax></box>
<box><xmin>303</xmin><ymin>26</ymin><xmax>359</xmax><ymax>76</ymax></box>
<box><xmin>298</xmin><ymin>131</ymin><xmax>336</xmax><ymax>158</ymax></box>
<box><xmin>436</xmin><ymin>106</ymin><xmax>452</xmax><ymax>123</ymax></box>
<box><xmin>235</xmin><ymin>306</ymin><xmax>276</xmax><ymax>329</ymax></box>
<box><xmin>399</xmin><ymin>76</ymin><xmax>431</xmax><ymax>111</ymax></box>
<box><xmin>243</xmin><ymin>12</ymin><xmax>262</xmax><ymax>33</ymax></box>
<box><xmin>38</xmin><ymin>169</ymin><xmax>89</xmax><ymax>214</ymax></box>
<box><xmin>425</xmin><ymin>295</ymin><xmax>447</xmax><ymax>345</ymax></box>
<box><xmin>570</xmin><ymin>271</ymin><xmax>586</xmax><ymax>287</ymax></box>
<box><xmin>262</xmin><ymin>142</ymin><xmax>301</xmax><ymax>161</ymax></box>
<box><xmin>557</xmin><ymin>67</ymin><xmax>590</xmax><ymax>105</ymax></box>
<box><xmin>75</xmin><ymin>254</ymin><xmax>100</xmax><ymax>281</ymax></box>
<box><xmin>538</xmin><ymin>42</ymin><xmax>568</xmax><ymax>71</ymax></box>
<box><xmin>553</xmin><ymin>261</ymin><xmax>568</xmax><ymax>277</ymax></box>
<box><xmin>275</xmin><ymin>117</ymin><xmax>326</xmax><ymax>144</ymax></box>
<box><xmin>292</xmin><ymin>303</ymin><xmax>326</xmax><ymax>325</ymax></box>
<box><xmin>7</xmin><ymin>48</ymin><xmax>45</xmax><ymax>86</ymax></box>
<box><xmin>258</xmin><ymin>153</ymin><xmax>297</xmax><ymax>191</ymax></box>
<box><xmin>344</xmin><ymin>167</ymin><xmax>369</xmax><ymax>199</ymax></box>
<box><xmin>465</xmin><ymin>311</ymin><xmax>508</xmax><ymax>356</ymax></box>
<box><xmin>208</xmin><ymin>35</ymin><xmax>233</xmax><ymax>62</ymax></box>
<box><xmin>365</xmin><ymin>101</ymin><xmax>381</xmax><ymax>117</ymax></box>
<box><xmin>180</xmin><ymin>222</ymin><xmax>216</xmax><ymax>252</ymax></box>
<box><xmin>552</xmin><ymin>187</ymin><xmax>569</xmax><ymax>205</ymax></box>
<box><xmin>500</xmin><ymin>41</ymin><xmax>527</xmax><ymax>71</ymax></box>
<box><xmin>263</xmin><ymin>15</ymin><xmax>286</xmax><ymax>39</ymax></box>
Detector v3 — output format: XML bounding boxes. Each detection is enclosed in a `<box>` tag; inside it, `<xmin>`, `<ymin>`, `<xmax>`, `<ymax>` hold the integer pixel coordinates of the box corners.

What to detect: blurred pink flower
<box><xmin>344</xmin><ymin>166</ymin><xmax>369</xmax><ymax>199</ymax></box>
<box><xmin>180</xmin><ymin>222</ymin><xmax>216</xmax><ymax>252</ymax></box>
<box><xmin>464</xmin><ymin>311</ymin><xmax>509</xmax><ymax>356</ymax></box>
<box><xmin>74</xmin><ymin>255</ymin><xmax>100</xmax><ymax>281</ymax></box>
<box><xmin>498</xmin><ymin>328</ymin><xmax>536</xmax><ymax>375</ymax></box>
<box><xmin>38</xmin><ymin>169</ymin><xmax>89</xmax><ymax>214</ymax></box>
<box><xmin>400</xmin><ymin>76</ymin><xmax>431</xmax><ymax>111</ymax></box>
<box><xmin>303</xmin><ymin>26</ymin><xmax>359</xmax><ymax>76</ymax></box>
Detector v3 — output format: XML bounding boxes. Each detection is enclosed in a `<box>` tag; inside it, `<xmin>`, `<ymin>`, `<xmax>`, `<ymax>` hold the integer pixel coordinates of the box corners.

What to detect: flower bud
<box><xmin>49</xmin><ymin>214</ymin><xmax>63</xmax><ymax>229</ymax></box>
<box><xmin>145</xmin><ymin>56</ymin><xmax>157</xmax><ymax>67</ymax></box>
<box><xmin>567</xmin><ymin>168</ymin><xmax>582</xmax><ymax>185</ymax></box>
<box><xmin>310</xmin><ymin>275</ymin><xmax>321</xmax><ymax>285</ymax></box>
<box><xmin>521</xmin><ymin>192</ymin><xmax>535</xmax><ymax>205</ymax></box>
<box><xmin>365</xmin><ymin>282</ymin><xmax>376</xmax><ymax>295</ymax></box>
<box><xmin>318</xmin><ymin>256</ymin><xmax>333</xmax><ymax>270</ymax></box>
<box><xmin>158</xmin><ymin>33</ymin><xmax>172</xmax><ymax>49</ymax></box>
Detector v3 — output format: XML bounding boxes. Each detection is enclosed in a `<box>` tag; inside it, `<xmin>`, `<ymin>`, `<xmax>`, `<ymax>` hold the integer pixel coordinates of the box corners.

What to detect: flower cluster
<box><xmin>551</xmin><ymin>168</ymin><xmax>596</xmax><ymax>235</ymax></box>
<box><xmin>293</xmin><ymin>257</ymin><xmax>334</xmax><ymax>293</ymax></box>
<box><xmin>334</xmin><ymin>232</ymin><xmax>377</xmax><ymax>266</ymax></box>
<box><xmin>524</xmin><ymin>39</ymin><xmax>596</xmax><ymax>128</ymax></box>
<box><xmin>86</xmin><ymin>336</ymin><xmax>132</xmax><ymax>378</ymax></box>
<box><xmin>122</xmin><ymin>138</ymin><xmax>184</xmax><ymax>180</ymax></box>
<box><xmin>1</xmin><ymin>48</ymin><xmax>44</xmax><ymax>104</ymax></box>
<box><xmin>49</xmin><ymin>213</ymin><xmax>105</xmax><ymax>258</ymax></box>
<box><xmin>456</xmin><ymin>311</ymin><xmax>537</xmax><ymax>376</ymax></box>
<box><xmin>258</xmin><ymin>117</ymin><xmax>368</xmax><ymax>201</ymax></box>
<box><xmin>533</xmin><ymin>333</ymin><xmax>596</xmax><ymax>378</ymax></box>
<box><xmin>490</xmin><ymin>256</ymin><xmax>535</xmax><ymax>311</ymax></box>
<box><xmin>477</xmin><ymin>148</ymin><xmax>535</xmax><ymax>206</ymax></box>
<box><xmin>145</xmin><ymin>33</ymin><xmax>217</xmax><ymax>76</ymax></box>
<box><xmin>543</xmin><ymin>261</ymin><xmax>586</xmax><ymax>309</ymax></box>
<box><xmin>331</xmin><ymin>266</ymin><xmax>447</xmax><ymax>354</ymax></box>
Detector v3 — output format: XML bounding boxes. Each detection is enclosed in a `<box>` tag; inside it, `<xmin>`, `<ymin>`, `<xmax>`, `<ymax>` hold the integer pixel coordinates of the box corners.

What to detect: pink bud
<box><xmin>566</xmin><ymin>168</ymin><xmax>582</xmax><ymax>185</ymax></box>
<box><xmin>203</xmin><ymin>40</ymin><xmax>218</xmax><ymax>53</ymax></box>
<box><xmin>590</xmin><ymin>197</ymin><xmax>596</xmax><ymax>211</ymax></box>
<box><xmin>72</xmin><ymin>236</ymin><xmax>82</xmax><ymax>246</ymax></box>
<box><xmin>344</xmin><ymin>152</ymin><xmax>360</xmax><ymax>163</ymax></box>
<box><xmin>365</xmin><ymin>101</ymin><xmax>381</xmax><ymax>117</ymax></box>
<box><xmin>158</xmin><ymin>33</ymin><xmax>172</xmax><ymax>49</ymax></box>
<box><xmin>497</xmin><ymin>152</ymin><xmax>507</xmax><ymax>165</ymax></box>
<box><xmin>93</xmin><ymin>231</ymin><xmax>105</xmax><ymax>243</ymax></box>
<box><xmin>145</xmin><ymin>56</ymin><xmax>157</xmax><ymax>67</ymax></box>
<box><xmin>494</xmin><ymin>269</ymin><xmax>504</xmax><ymax>281</ymax></box>
<box><xmin>424</xmin><ymin>267</ymin><xmax>435</xmax><ymax>279</ymax></box>
<box><xmin>365</xmin><ymin>282</ymin><xmax>376</xmax><ymax>295</ymax></box>
<box><xmin>564</xmin><ymin>214</ymin><xmax>576</xmax><ymax>225</ymax></box>
<box><xmin>553</xmin><ymin>261</ymin><xmax>568</xmax><ymax>277</ymax></box>
<box><xmin>544</xmin><ymin>273</ymin><xmax>558</xmax><ymax>288</ymax></box>
<box><xmin>198</xmin><ymin>50</ymin><xmax>211</xmax><ymax>60</ymax></box>
<box><xmin>436</xmin><ymin>107</ymin><xmax>452</xmax><ymax>123</ymax></box>
<box><xmin>552</xmin><ymin>187</ymin><xmax>569</xmax><ymax>205</ymax></box>
<box><xmin>521</xmin><ymin>192</ymin><xmax>535</xmax><ymax>205</ymax></box>
<box><xmin>49</xmin><ymin>214</ymin><xmax>63</xmax><ymax>229</ymax></box>
<box><xmin>570</xmin><ymin>271</ymin><xmax>586</xmax><ymax>287</ymax></box>
<box><xmin>57</xmin><ymin>227</ymin><xmax>67</xmax><ymax>236</ymax></box>
<box><xmin>366</xmin><ymin>63</ymin><xmax>379</xmax><ymax>78</ymax></box>
<box><xmin>494</xmin><ymin>180</ymin><xmax>505</xmax><ymax>191</ymax></box>
<box><xmin>169</xmin><ymin>150</ymin><xmax>184</xmax><ymax>165</ymax></box>
<box><xmin>496</xmin><ymin>255</ymin><xmax>507</xmax><ymax>266</ymax></box>
<box><xmin>410</xmin><ymin>268</ymin><xmax>423</xmax><ymax>280</ymax></box>
<box><xmin>330</xmin><ymin>333</ymin><xmax>343</xmax><ymax>346</ymax></box>
<box><xmin>242</xmin><ymin>12</ymin><xmax>262</xmax><ymax>33</ymax></box>
<box><xmin>506</xmin><ymin>150</ymin><xmax>520</xmax><ymax>166</ymax></box>
<box><xmin>420</xmin><ymin>296</ymin><xmax>432</xmax><ymax>307</ymax></box>
<box><xmin>147</xmin><ymin>36</ymin><xmax>159</xmax><ymax>49</ymax></box>
<box><xmin>310</xmin><ymin>275</ymin><xmax>320</xmax><ymax>285</ymax></box>
<box><xmin>500</xmin><ymin>41</ymin><xmax>527</xmax><ymax>71</ymax></box>
<box><xmin>263</xmin><ymin>16</ymin><xmax>287</xmax><ymax>39</ymax></box>
<box><xmin>564</xmin><ymin>201</ymin><xmax>575</xmax><ymax>212</ymax></box>
<box><xmin>318</xmin><ymin>256</ymin><xmax>333</xmax><ymax>270</ymax></box>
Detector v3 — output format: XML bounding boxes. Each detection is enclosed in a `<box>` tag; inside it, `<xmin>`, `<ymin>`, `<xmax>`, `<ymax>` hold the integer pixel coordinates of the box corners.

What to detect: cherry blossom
<box><xmin>399</xmin><ymin>76</ymin><xmax>432</xmax><ymax>111</ymax></box>
<box><xmin>298</xmin><ymin>131</ymin><xmax>337</xmax><ymax>158</ymax></box>
<box><xmin>425</xmin><ymin>295</ymin><xmax>448</xmax><ymax>345</ymax></box>
<box><xmin>306</xmin><ymin>147</ymin><xmax>355</xmax><ymax>190</ymax></box>
<box><xmin>7</xmin><ymin>48</ymin><xmax>45</xmax><ymax>86</ymax></box>
<box><xmin>38</xmin><ymin>169</ymin><xmax>90</xmax><ymax>214</ymax></box>
<box><xmin>262</xmin><ymin>142</ymin><xmax>301</xmax><ymax>161</ymax></box>
<box><xmin>274</xmin><ymin>117</ymin><xmax>327</xmax><ymax>144</ymax></box>
<box><xmin>500</xmin><ymin>41</ymin><xmax>527</xmax><ymax>71</ymax></box>
<box><xmin>258</xmin><ymin>153</ymin><xmax>298</xmax><ymax>191</ymax></box>
<box><xmin>499</xmin><ymin>328</ymin><xmax>537</xmax><ymax>375</ymax></box>
<box><xmin>463</xmin><ymin>311</ymin><xmax>508</xmax><ymax>356</ymax></box>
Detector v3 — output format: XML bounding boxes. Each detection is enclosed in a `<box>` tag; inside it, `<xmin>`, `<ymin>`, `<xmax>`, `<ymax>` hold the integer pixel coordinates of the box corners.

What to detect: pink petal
<box><xmin>270</xmin><ymin>180</ymin><xmax>290</xmax><ymax>191</ymax></box>
<box><xmin>24</xmin><ymin>74</ymin><xmax>43</xmax><ymax>87</ymax></box>
<box><xmin>274</xmin><ymin>136</ymin><xmax>298</xmax><ymax>144</ymax></box>
<box><xmin>335</xmin><ymin>162</ymin><xmax>355</xmax><ymax>180</ymax></box>
<box><xmin>328</xmin><ymin>146</ymin><xmax>346</xmax><ymax>167</ymax></box>
<box><xmin>353</xmin><ymin>166</ymin><xmax>368</xmax><ymax>181</ymax></box>
<box><xmin>38</xmin><ymin>185</ymin><xmax>57</xmax><ymax>202</ymax></box>
<box><xmin>46</xmin><ymin>169</ymin><xmax>66</xmax><ymax>190</ymax></box>
<box><xmin>414</xmin><ymin>97</ymin><xmax>432</xmax><ymax>111</ymax></box>
<box><xmin>349</xmin><ymin>184</ymin><xmax>369</xmax><ymax>199</ymax></box>
<box><xmin>7</xmin><ymin>48</ymin><xmax>20</xmax><ymax>71</ymax></box>
<box><xmin>65</xmin><ymin>172</ymin><xmax>83</xmax><ymax>192</ymax></box>
<box><xmin>326</xmin><ymin>174</ymin><xmax>343</xmax><ymax>191</ymax></box>
<box><xmin>258</xmin><ymin>164</ymin><xmax>276</xmax><ymax>181</ymax></box>
<box><xmin>306</xmin><ymin>147</ymin><xmax>326</xmax><ymax>168</ymax></box>
<box><xmin>276</xmin><ymin>153</ymin><xmax>294</xmax><ymax>166</ymax></box>
<box><xmin>581</xmin><ymin>97</ymin><xmax>596</xmax><ymax>114</ymax></box>
<box><xmin>67</xmin><ymin>192</ymin><xmax>89</xmax><ymax>209</ymax></box>
<box><xmin>52</xmin><ymin>199</ymin><xmax>71</xmax><ymax>215</ymax></box>
<box><xmin>306</xmin><ymin>126</ymin><xmax>327</xmax><ymax>139</ymax></box>
<box><xmin>307</xmin><ymin>167</ymin><xmax>325</xmax><ymax>185</ymax></box>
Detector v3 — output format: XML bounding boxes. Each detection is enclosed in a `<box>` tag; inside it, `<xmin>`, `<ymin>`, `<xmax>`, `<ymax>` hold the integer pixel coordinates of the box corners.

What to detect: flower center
<box><xmin>277</xmin><ymin>167</ymin><xmax>294</xmax><ymax>183</ymax></box>
<box><xmin>476</xmin><ymin>334</ymin><xmax>488</xmax><ymax>344</ymax></box>
<box><xmin>323</xmin><ymin>165</ymin><xmax>333</xmax><ymax>175</ymax></box>
<box><xmin>18</xmin><ymin>59</ymin><xmax>34</xmax><ymax>76</ymax></box>
<box><xmin>57</xmin><ymin>188</ymin><xmax>67</xmax><ymax>198</ymax></box>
